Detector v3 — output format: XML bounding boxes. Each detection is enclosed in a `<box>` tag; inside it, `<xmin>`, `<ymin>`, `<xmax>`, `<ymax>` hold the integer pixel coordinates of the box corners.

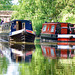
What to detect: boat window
<box><xmin>18</xmin><ymin>21</ymin><xmax>22</xmax><ymax>30</ymax></box>
<box><xmin>16</xmin><ymin>21</ymin><xmax>22</xmax><ymax>30</ymax></box>
<box><xmin>6</xmin><ymin>25</ymin><xmax>8</xmax><ymax>29</ymax></box>
<box><xmin>9</xmin><ymin>23</ymin><xmax>11</xmax><ymax>30</ymax></box>
<box><xmin>22</xmin><ymin>22</ymin><xmax>25</xmax><ymax>29</ymax></box>
<box><xmin>48</xmin><ymin>27</ymin><xmax>50</xmax><ymax>31</ymax></box>
<box><xmin>7</xmin><ymin>25</ymin><xmax>8</xmax><ymax>27</ymax></box>
<box><xmin>51</xmin><ymin>48</ymin><xmax>54</xmax><ymax>56</ymax></box>
<box><xmin>17</xmin><ymin>21</ymin><xmax>22</xmax><ymax>30</ymax></box>
<box><xmin>51</xmin><ymin>25</ymin><xmax>55</xmax><ymax>32</ymax></box>
<box><xmin>43</xmin><ymin>25</ymin><xmax>47</xmax><ymax>31</ymax></box>
<box><xmin>16</xmin><ymin>21</ymin><xmax>19</xmax><ymax>30</ymax></box>
<box><xmin>43</xmin><ymin>48</ymin><xmax>46</xmax><ymax>55</ymax></box>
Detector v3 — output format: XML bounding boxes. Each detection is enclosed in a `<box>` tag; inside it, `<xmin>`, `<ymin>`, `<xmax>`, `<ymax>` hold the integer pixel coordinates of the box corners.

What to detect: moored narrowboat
<box><xmin>0</xmin><ymin>22</ymin><xmax>11</xmax><ymax>41</ymax></box>
<box><xmin>9</xmin><ymin>20</ymin><xmax>35</xmax><ymax>42</ymax></box>
<box><xmin>40</xmin><ymin>22</ymin><xmax>75</xmax><ymax>42</ymax></box>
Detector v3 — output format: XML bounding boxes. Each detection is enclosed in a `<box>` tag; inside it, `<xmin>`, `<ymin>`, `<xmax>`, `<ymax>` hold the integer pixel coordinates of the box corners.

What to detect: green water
<box><xmin>0</xmin><ymin>40</ymin><xmax>75</xmax><ymax>75</ymax></box>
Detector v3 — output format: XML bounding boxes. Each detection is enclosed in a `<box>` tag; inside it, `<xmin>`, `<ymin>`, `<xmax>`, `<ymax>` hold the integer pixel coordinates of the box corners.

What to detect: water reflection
<box><xmin>41</xmin><ymin>42</ymin><xmax>75</xmax><ymax>59</ymax></box>
<box><xmin>0</xmin><ymin>49</ymin><xmax>3</xmax><ymax>57</ymax></box>
<box><xmin>0</xmin><ymin>42</ymin><xmax>35</xmax><ymax>75</ymax></box>
<box><xmin>10</xmin><ymin>44</ymin><xmax>35</xmax><ymax>62</ymax></box>
<box><xmin>0</xmin><ymin>42</ymin><xmax>9</xmax><ymax>75</ymax></box>
<box><xmin>0</xmin><ymin>42</ymin><xmax>75</xmax><ymax>75</ymax></box>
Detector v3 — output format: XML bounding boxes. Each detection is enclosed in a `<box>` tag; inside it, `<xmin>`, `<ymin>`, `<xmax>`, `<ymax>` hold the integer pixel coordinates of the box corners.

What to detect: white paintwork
<box><xmin>58</xmin><ymin>45</ymin><xmax>75</xmax><ymax>49</ymax></box>
<box><xmin>12</xmin><ymin>49</ymin><xmax>24</xmax><ymax>56</ymax></box>
<box><xmin>9</xmin><ymin>29</ymin><xmax>24</xmax><ymax>36</ymax></box>
<box><xmin>58</xmin><ymin>34</ymin><xmax>75</xmax><ymax>38</ymax></box>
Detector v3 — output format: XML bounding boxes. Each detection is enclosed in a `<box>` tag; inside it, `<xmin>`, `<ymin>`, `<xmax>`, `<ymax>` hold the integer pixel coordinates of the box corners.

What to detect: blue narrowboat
<box><xmin>9</xmin><ymin>20</ymin><xmax>35</xmax><ymax>42</ymax></box>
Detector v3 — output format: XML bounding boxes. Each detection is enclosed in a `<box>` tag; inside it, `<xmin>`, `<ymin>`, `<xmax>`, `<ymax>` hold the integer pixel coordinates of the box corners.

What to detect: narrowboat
<box><xmin>9</xmin><ymin>20</ymin><xmax>35</xmax><ymax>42</ymax></box>
<box><xmin>0</xmin><ymin>19</ymin><xmax>35</xmax><ymax>42</ymax></box>
<box><xmin>41</xmin><ymin>42</ymin><xmax>75</xmax><ymax>59</ymax></box>
<box><xmin>0</xmin><ymin>22</ymin><xmax>11</xmax><ymax>41</ymax></box>
<box><xmin>40</xmin><ymin>22</ymin><xmax>75</xmax><ymax>42</ymax></box>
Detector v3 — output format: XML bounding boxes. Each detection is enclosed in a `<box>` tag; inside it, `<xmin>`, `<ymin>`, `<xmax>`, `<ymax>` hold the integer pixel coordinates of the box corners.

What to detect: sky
<box><xmin>12</xmin><ymin>0</ymin><xmax>18</xmax><ymax>4</ymax></box>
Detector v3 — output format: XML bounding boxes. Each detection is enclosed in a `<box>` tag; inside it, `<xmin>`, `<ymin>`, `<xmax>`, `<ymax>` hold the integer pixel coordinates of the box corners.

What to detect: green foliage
<box><xmin>66</xmin><ymin>17</ymin><xmax>75</xmax><ymax>23</ymax></box>
<box><xmin>0</xmin><ymin>19</ymin><xmax>1</xmax><ymax>23</ymax></box>
<box><xmin>55</xmin><ymin>59</ymin><xmax>75</xmax><ymax>75</ymax></box>
<box><xmin>0</xmin><ymin>0</ymin><xmax>13</xmax><ymax>10</ymax></box>
<box><xmin>32</xmin><ymin>19</ymin><xmax>45</xmax><ymax>36</ymax></box>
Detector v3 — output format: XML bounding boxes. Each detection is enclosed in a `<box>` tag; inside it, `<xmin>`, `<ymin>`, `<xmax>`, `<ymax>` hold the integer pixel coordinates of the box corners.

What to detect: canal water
<box><xmin>0</xmin><ymin>40</ymin><xmax>75</xmax><ymax>75</ymax></box>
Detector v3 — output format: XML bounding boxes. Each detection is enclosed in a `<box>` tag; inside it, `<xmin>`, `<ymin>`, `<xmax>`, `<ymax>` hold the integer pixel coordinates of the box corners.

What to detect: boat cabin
<box><xmin>1</xmin><ymin>22</ymin><xmax>11</xmax><ymax>32</ymax></box>
<box><xmin>11</xmin><ymin>20</ymin><xmax>33</xmax><ymax>32</ymax></box>
<box><xmin>41</xmin><ymin>22</ymin><xmax>75</xmax><ymax>42</ymax></box>
<box><xmin>41</xmin><ymin>22</ymin><xmax>58</xmax><ymax>34</ymax></box>
<box><xmin>9</xmin><ymin>20</ymin><xmax>35</xmax><ymax>42</ymax></box>
<box><xmin>41</xmin><ymin>22</ymin><xmax>75</xmax><ymax>34</ymax></box>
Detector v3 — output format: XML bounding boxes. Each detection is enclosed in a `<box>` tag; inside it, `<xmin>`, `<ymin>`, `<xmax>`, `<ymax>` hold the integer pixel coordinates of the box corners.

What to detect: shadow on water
<box><xmin>0</xmin><ymin>40</ymin><xmax>75</xmax><ymax>75</ymax></box>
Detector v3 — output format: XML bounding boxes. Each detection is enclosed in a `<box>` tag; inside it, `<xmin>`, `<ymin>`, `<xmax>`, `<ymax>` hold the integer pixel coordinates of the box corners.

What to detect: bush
<box><xmin>32</xmin><ymin>19</ymin><xmax>45</xmax><ymax>37</ymax></box>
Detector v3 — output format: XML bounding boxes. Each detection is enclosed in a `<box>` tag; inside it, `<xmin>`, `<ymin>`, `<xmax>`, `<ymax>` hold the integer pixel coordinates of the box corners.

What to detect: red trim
<box><xmin>57</xmin><ymin>42</ymin><xmax>75</xmax><ymax>45</ymax></box>
<box><xmin>26</xmin><ymin>51</ymin><xmax>32</xmax><ymax>56</ymax></box>
<box><xmin>26</xmin><ymin>30</ymin><xmax>33</xmax><ymax>34</ymax></box>
<box><xmin>60</xmin><ymin>50</ymin><xmax>67</xmax><ymax>59</ymax></box>
<box><xmin>58</xmin><ymin>38</ymin><xmax>75</xmax><ymax>41</ymax></box>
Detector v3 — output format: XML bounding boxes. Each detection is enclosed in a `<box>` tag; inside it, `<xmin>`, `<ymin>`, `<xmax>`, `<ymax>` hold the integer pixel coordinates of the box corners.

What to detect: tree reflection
<box><xmin>18</xmin><ymin>43</ymin><xmax>75</xmax><ymax>75</ymax></box>
<box><xmin>18</xmin><ymin>45</ymin><xmax>57</xmax><ymax>75</ymax></box>
<box><xmin>0</xmin><ymin>56</ymin><xmax>9</xmax><ymax>74</ymax></box>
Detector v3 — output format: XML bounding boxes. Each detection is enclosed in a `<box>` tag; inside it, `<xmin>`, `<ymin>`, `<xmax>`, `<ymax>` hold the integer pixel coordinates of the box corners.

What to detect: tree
<box><xmin>0</xmin><ymin>0</ymin><xmax>13</xmax><ymax>10</ymax></box>
<box><xmin>11</xmin><ymin>0</ymin><xmax>75</xmax><ymax>36</ymax></box>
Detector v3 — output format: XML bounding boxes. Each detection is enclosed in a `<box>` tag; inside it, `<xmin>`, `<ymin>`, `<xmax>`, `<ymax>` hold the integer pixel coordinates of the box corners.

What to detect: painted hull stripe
<box><xmin>58</xmin><ymin>45</ymin><xmax>75</xmax><ymax>49</ymax></box>
<box><xmin>9</xmin><ymin>29</ymin><xmax>24</xmax><ymax>36</ymax></box>
<box><xmin>58</xmin><ymin>34</ymin><xmax>75</xmax><ymax>38</ymax></box>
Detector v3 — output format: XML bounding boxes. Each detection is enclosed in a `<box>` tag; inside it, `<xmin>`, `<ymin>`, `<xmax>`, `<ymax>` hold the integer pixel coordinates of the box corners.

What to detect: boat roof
<box><xmin>43</xmin><ymin>22</ymin><xmax>71</xmax><ymax>24</ymax></box>
<box><xmin>11</xmin><ymin>19</ymin><xmax>31</xmax><ymax>22</ymax></box>
<box><xmin>43</xmin><ymin>22</ymin><xmax>59</xmax><ymax>24</ymax></box>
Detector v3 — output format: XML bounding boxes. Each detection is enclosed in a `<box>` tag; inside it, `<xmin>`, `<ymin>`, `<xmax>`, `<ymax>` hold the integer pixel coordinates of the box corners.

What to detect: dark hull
<box><xmin>40</xmin><ymin>33</ymin><xmax>57</xmax><ymax>42</ymax></box>
<box><xmin>10</xmin><ymin>43</ymin><xmax>35</xmax><ymax>51</ymax></box>
<box><xmin>40</xmin><ymin>33</ymin><xmax>75</xmax><ymax>42</ymax></box>
<box><xmin>10</xmin><ymin>32</ymin><xmax>35</xmax><ymax>42</ymax></box>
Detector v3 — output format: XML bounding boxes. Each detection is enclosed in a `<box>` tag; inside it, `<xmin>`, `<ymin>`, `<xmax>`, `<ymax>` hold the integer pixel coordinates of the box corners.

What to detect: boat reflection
<box><xmin>41</xmin><ymin>42</ymin><xmax>75</xmax><ymax>59</ymax></box>
<box><xmin>0</xmin><ymin>49</ymin><xmax>3</xmax><ymax>57</ymax></box>
<box><xmin>10</xmin><ymin>44</ymin><xmax>35</xmax><ymax>62</ymax></box>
